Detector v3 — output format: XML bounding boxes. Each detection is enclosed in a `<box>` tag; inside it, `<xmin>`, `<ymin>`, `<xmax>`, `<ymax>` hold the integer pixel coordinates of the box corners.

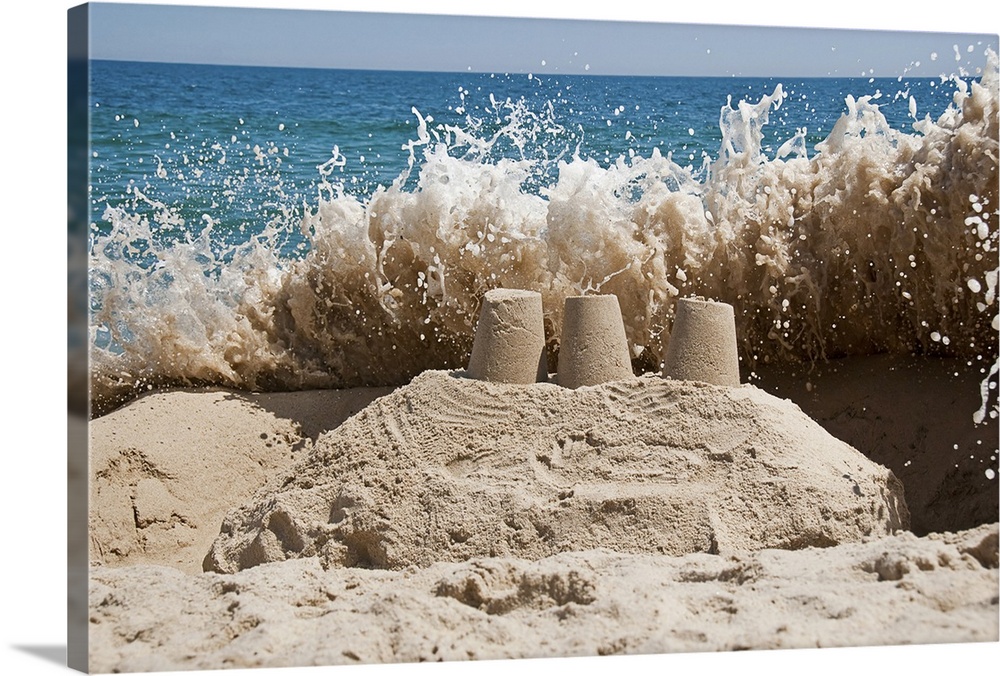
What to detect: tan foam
<box><xmin>556</xmin><ymin>294</ymin><xmax>634</xmax><ymax>388</ymax></box>
<box><xmin>466</xmin><ymin>288</ymin><xmax>547</xmax><ymax>384</ymax></box>
<box><xmin>663</xmin><ymin>297</ymin><xmax>740</xmax><ymax>386</ymax></box>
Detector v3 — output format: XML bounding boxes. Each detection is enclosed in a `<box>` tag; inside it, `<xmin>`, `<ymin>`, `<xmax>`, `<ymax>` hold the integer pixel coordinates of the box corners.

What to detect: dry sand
<box><xmin>90</xmin><ymin>525</ymin><xmax>997</xmax><ymax>672</ymax></box>
<box><xmin>203</xmin><ymin>371</ymin><xmax>907</xmax><ymax>573</ymax></box>
<box><xmin>85</xmin><ymin>357</ymin><xmax>999</xmax><ymax>672</ymax></box>
<box><xmin>89</xmin><ymin>386</ymin><xmax>393</xmax><ymax>573</ymax></box>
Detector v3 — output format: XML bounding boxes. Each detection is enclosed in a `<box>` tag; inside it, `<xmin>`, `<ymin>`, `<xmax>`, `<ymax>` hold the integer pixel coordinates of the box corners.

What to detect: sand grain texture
<box><xmin>85</xmin><ymin>362</ymin><xmax>999</xmax><ymax>673</ymax></box>
<box><xmin>757</xmin><ymin>355</ymin><xmax>999</xmax><ymax>535</ymax></box>
<box><xmin>89</xmin><ymin>523</ymin><xmax>999</xmax><ymax>672</ymax></box>
<box><xmin>203</xmin><ymin>370</ymin><xmax>908</xmax><ymax>573</ymax></box>
<box><xmin>89</xmin><ymin>386</ymin><xmax>392</xmax><ymax>572</ymax></box>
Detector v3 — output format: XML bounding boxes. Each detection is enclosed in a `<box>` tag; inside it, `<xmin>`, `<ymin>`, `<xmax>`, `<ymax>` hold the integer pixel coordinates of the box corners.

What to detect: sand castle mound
<box><xmin>204</xmin><ymin>371</ymin><xmax>909</xmax><ymax>573</ymax></box>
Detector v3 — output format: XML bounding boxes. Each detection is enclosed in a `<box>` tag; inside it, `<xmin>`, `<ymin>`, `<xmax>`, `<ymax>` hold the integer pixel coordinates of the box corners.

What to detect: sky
<box><xmin>83</xmin><ymin>0</ymin><xmax>999</xmax><ymax>78</ymax></box>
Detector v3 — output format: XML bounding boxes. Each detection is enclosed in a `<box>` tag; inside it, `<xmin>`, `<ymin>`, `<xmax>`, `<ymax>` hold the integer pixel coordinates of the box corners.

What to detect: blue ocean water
<box><xmin>89</xmin><ymin>60</ymin><xmax>965</xmax><ymax>255</ymax></box>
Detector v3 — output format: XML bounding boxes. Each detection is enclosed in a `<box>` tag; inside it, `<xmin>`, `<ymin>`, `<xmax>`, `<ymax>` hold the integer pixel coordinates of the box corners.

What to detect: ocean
<box><xmin>85</xmin><ymin>57</ymin><xmax>999</xmax><ymax>419</ymax></box>
<box><xmin>89</xmin><ymin>60</ymin><xmax>975</xmax><ymax>241</ymax></box>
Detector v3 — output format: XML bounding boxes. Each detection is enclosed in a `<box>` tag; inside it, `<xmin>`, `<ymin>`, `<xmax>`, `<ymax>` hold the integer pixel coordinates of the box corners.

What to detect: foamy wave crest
<box><xmin>90</xmin><ymin>53</ymin><xmax>999</xmax><ymax>420</ymax></box>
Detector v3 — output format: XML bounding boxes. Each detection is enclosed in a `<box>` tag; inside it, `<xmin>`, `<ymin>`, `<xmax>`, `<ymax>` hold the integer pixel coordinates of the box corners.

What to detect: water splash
<box><xmin>89</xmin><ymin>52</ymin><xmax>999</xmax><ymax>421</ymax></box>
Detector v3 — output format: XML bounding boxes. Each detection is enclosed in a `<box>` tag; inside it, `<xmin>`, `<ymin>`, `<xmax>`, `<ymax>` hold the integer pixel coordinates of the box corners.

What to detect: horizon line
<box><xmin>88</xmin><ymin>57</ymin><xmax>983</xmax><ymax>82</ymax></box>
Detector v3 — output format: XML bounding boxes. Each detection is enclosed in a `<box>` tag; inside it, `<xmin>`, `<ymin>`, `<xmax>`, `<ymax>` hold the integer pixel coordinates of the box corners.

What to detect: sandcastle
<box><xmin>467</xmin><ymin>290</ymin><xmax>739</xmax><ymax>388</ymax></box>
<box><xmin>663</xmin><ymin>297</ymin><xmax>740</xmax><ymax>386</ymax></box>
<box><xmin>466</xmin><ymin>288</ymin><xmax>548</xmax><ymax>384</ymax></box>
<box><xmin>466</xmin><ymin>290</ymin><xmax>636</xmax><ymax>387</ymax></box>
<box><xmin>556</xmin><ymin>294</ymin><xmax>634</xmax><ymax>388</ymax></box>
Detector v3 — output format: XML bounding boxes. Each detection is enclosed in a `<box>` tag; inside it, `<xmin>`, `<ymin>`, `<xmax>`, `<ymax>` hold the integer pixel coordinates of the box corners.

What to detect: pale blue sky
<box><xmin>86</xmin><ymin>1</ymin><xmax>998</xmax><ymax>78</ymax></box>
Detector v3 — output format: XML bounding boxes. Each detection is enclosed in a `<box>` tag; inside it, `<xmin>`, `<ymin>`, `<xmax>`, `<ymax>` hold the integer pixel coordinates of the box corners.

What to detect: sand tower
<box><xmin>662</xmin><ymin>297</ymin><xmax>740</xmax><ymax>386</ymax></box>
<box><xmin>556</xmin><ymin>294</ymin><xmax>634</xmax><ymax>389</ymax></box>
<box><xmin>466</xmin><ymin>288</ymin><xmax>547</xmax><ymax>384</ymax></box>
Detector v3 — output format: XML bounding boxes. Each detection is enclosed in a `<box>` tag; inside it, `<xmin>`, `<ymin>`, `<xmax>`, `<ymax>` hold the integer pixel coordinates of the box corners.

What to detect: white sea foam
<box><xmin>89</xmin><ymin>52</ymin><xmax>999</xmax><ymax>420</ymax></box>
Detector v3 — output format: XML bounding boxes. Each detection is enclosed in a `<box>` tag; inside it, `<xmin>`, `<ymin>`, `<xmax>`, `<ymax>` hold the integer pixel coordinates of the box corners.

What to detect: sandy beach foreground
<box><xmin>90</xmin><ymin>525</ymin><xmax>997</xmax><ymax>671</ymax></box>
<box><xmin>84</xmin><ymin>355</ymin><xmax>998</xmax><ymax>672</ymax></box>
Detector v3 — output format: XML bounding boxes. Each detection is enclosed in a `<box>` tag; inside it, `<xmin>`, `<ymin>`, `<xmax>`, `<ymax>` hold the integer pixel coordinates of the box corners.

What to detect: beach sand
<box><xmin>84</xmin><ymin>354</ymin><xmax>998</xmax><ymax>672</ymax></box>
